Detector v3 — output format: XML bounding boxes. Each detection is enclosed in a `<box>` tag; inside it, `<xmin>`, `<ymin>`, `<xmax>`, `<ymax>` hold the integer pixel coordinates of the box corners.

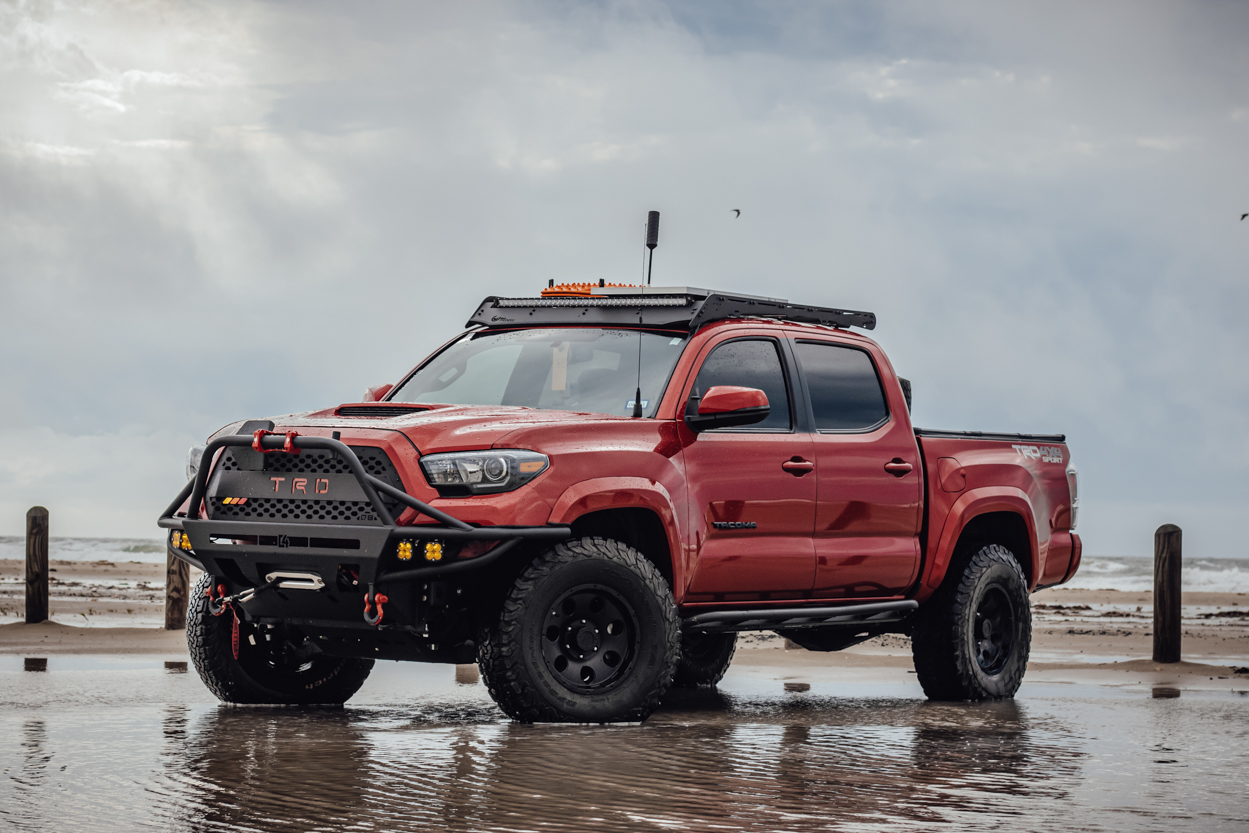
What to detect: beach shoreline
<box><xmin>3</xmin><ymin>559</ymin><xmax>1246</xmax><ymax>691</ymax></box>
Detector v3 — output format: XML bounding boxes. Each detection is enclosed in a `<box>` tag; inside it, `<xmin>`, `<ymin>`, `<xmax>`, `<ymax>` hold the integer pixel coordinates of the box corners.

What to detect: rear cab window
<box><xmin>793</xmin><ymin>339</ymin><xmax>889</xmax><ymax>432</ymax></box>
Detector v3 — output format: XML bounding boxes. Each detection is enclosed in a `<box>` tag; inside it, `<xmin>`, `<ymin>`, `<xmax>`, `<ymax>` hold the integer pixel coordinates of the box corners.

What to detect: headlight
<box><xmin>186</xmin><ymin>445</ymin><xmax>206</xmax><ymax>481</ymax></box>
<box><xmin>419</xmin><ymin>450</ymin><xmax>549</xmax><ymax>496</ymax></box>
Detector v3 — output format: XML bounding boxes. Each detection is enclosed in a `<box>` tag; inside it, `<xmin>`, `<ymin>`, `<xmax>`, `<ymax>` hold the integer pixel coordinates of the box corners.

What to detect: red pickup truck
<box><xmin>162</xmin><ymin>285</ymin><xmax>1080</xmax><ymax>721</ymax></box>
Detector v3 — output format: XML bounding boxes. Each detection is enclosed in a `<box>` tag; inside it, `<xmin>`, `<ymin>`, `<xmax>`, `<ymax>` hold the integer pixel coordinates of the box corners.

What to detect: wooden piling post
<box><xmin>165</xmin><ymin>549</ymin><xmax>190</xmax><ymax>630</ymax></box>
<box><xmin>25</xmin><ymin>507</ymin><xmax>49</xmax><ymax>624</ymax></box>
<box><xmin>1152</xmin><ymin>524</ymin><xmax>1182</xmax><ymax>664</ymax></box>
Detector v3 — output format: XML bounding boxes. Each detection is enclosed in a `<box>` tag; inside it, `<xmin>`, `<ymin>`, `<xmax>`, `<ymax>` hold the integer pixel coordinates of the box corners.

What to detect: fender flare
<box><xmin>547</xmin><ymin>477</ymin><xmax>685</xmax><ymax>592</ymax></box>
<box><xmin>923</xmin><ymin>486</ymin><xmax>1041</xmax><ymax>593</ymax></box>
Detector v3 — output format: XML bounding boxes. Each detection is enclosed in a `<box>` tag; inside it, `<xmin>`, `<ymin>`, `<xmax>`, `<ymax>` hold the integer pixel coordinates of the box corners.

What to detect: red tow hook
<box><xmin>252</xmin><ymin>429</ymin><xmax>301</xmax><ymax>455</ymax></box>
<box><xmin>363</xmin><ymin>585</ymin><xmax>388</xmax><ymax>627</ymax></box>
<box><xmin>206</xmin><ymin>583</ymin><xmax>241</xmax><ymax>660</ymax></box>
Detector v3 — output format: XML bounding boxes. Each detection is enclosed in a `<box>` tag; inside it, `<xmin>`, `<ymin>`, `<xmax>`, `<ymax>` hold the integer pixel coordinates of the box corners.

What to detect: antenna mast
<box><xmin>633</xmin><ymin>210</ymin><xmax>659</xmax><ymax>417</ymax></box>
<box><xmin>645</xmin><ymin>210</ymin><xmax>659</xmax><ymax>285</ymax></box>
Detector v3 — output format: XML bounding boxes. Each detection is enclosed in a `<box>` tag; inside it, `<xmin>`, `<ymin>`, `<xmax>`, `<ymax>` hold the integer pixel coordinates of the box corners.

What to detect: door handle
<box><xmin>781</xmin><ymin>457</ymin><xmax>815</xmax><ymax>476</ymax></box>
<box><xmin>884</xmin><ymin>459</ymin><xmax>913</xmax><ymax>477</ymax></box>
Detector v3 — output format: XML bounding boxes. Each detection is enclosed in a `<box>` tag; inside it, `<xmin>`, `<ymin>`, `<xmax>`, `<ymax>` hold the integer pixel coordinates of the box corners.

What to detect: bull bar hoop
<box><xmin>158</xmin><ymin>432</ymin><xmax>570</xmax><ymax>587</ymax></box>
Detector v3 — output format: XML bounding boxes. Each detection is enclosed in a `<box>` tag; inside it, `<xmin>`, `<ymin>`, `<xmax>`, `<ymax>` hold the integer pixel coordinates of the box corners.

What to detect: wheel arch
<box><xmin>923</xmin><ymin>488</ymin><xmax>1040</xmax><ymax>594</ymax></box>
<box><xmin>548</xmin><ymin>478</ymin><xmax>682</xmax><ymax>594</ymax></box>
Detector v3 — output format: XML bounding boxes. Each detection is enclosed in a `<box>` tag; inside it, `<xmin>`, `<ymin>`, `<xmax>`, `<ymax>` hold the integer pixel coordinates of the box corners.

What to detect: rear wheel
<box><xmin>478</xmin><ymin>537</ymin><xmax>680</xmax><ymax>722</ymax></box>
<box><xmin>673</xmin><ymin>632</ymin><xmax>737</xmax><ymax>688</ymax></box>
<box><xmin>187</xmin><ymin>573</ymin><xmax>374</xmax><ymax>705</ymax></box>
<box><xmin>911</xmin><ymin>544</ymin><xmax>1031</xmax><ymax>700</ymax></box>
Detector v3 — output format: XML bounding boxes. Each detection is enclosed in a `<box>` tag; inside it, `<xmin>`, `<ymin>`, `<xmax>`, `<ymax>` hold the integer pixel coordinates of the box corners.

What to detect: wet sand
<box><xmin>0</xmin><ymin>558</ymin><xmax>200</xmax><ymax>626</ymax></box>
<box><xmin>2</xmin><ymin>559</ymin><xmax>1247</xmax><ymax>830</ymax></box>
<box><xmin>2</xmin><ymin>656</ymin><xmax>1247</xmax><ymax>831</ymax></box>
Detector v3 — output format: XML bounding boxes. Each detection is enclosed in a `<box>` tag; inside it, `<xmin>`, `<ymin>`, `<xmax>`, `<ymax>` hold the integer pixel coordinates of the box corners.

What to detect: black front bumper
<box><xmin>160</xmin><ymin>432</ymin><xmax>569</xmax><ymax>603</ymax></box>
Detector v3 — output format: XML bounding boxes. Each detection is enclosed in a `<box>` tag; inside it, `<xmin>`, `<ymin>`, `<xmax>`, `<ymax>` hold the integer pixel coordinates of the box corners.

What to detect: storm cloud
<box><xmin>1</xmin><ymin>0</ymin><xmax>1247</xmax><ymax>557</ymax></box>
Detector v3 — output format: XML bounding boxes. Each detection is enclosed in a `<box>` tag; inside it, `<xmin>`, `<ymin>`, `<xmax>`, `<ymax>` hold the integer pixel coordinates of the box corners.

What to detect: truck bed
<box><xmin>913</xmin><ymin>428</ymin><xmax>1079</xmax><ymax>595</ymax></box>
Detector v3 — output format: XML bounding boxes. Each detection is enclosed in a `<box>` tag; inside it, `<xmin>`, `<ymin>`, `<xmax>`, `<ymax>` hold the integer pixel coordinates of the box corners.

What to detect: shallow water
<box><xmin>1</xmin><ymin>660</ymin><xmax>1246</xmax><ymax>831</ymax></box>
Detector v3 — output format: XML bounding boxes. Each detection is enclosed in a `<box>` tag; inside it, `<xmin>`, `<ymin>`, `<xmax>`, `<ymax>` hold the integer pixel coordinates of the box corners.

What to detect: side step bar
<box><xmin>683</xmin><ymin>600</ymin><xmax>918</xmax><ymax>634</ymax></box>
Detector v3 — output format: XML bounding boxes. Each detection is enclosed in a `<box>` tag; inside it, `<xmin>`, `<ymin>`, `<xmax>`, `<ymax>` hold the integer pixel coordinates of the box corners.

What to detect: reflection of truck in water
<box><xmin>162</xmin><ymin>284</ymin><xmax>1080</xmax><ymax>721</ymax></box>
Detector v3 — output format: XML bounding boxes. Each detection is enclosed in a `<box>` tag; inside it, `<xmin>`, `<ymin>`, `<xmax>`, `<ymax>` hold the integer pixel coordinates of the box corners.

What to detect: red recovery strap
<box><xmin>206</xmin><ymin>583</ymin><xmax>241</xmax><ymax>660</ymax></box>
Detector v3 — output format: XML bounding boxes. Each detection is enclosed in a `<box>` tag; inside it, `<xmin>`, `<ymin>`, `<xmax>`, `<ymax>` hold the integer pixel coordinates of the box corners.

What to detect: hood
<box><xmin>271</xmin><ymin>402</ymin><xmax>630</xmax><ymax>454</ymax></box>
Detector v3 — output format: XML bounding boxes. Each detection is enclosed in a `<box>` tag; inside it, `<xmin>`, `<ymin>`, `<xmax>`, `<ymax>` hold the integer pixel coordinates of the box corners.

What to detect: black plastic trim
<box><xmin>915</xmin><ymin>428</ymin><xmax>1066</xmax><ymax>442</ymax></box>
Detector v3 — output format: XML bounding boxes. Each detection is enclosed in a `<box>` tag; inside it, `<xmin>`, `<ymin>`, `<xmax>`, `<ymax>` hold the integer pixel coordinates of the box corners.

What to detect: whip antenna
<box><xmin>645</xmin><ymin>210</ymin><xmax>659</xmax><ymax>285</ymax></box>
<box><xmin>633</xmin><ymin>210</ymin><xmax>659</xmax><ymax>417</ymax></box>
<box><xmin>632</xmin><ymin>307</ymin><xmax>644</xmax><ymax>418</ymax></box>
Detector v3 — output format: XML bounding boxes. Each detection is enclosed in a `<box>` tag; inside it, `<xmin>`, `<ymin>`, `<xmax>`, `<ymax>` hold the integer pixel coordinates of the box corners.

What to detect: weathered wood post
<box><xmin>165</xmin><ymin>548</ymin><xmax>190</xmax><ymax>630</ymax></box>
<box><xmin>1153</xmin><ymin>524</ymin><xmax>1182</xmax><ymax>663</ymax></box>
<box><xmin>25</xmin><ymin>507</ymin><xmax>49</xmax><ymax>624</ymax></box>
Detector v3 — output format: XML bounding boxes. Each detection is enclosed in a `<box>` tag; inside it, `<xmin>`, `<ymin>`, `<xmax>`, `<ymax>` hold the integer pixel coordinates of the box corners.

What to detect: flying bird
<box><xmin>732</xmin><ymin>209</ymin><xmax>741</xmax><ymax>217</ymax></box>
<box><xmin>1241</xmin><ymin>213</ymin><xmax>1248</xmax><ymax>221</ymax></box>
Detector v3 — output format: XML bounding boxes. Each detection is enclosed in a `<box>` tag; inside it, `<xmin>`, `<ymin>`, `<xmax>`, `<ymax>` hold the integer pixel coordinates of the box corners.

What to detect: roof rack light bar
<box><xmin>468</xmin><ymin>289</ymin><xmax>875</xmax><ymax>331</ymax></box>
<box><xmin>494</xmin><ymin>296</ymin><xmax>693</xmax><ymax>308</ymax></box>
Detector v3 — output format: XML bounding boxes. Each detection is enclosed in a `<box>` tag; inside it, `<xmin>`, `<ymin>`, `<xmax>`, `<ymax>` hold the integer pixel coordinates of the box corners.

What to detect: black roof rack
<box><xmin>467</xmin><ymin>287</ymin><xmax>876</xmax><ymax>331</ymax></box>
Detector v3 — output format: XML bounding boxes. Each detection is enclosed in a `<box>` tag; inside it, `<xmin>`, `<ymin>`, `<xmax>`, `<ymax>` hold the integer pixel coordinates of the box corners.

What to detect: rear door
<box><xmin>681</xmin><ymin>333</ymin><xmax>816</xmax><ymax>598</ymax></box>
<box><xmin>791</xmin><ymin>337</ymin><xmax>922</xmax><ymax>598</ymax></box>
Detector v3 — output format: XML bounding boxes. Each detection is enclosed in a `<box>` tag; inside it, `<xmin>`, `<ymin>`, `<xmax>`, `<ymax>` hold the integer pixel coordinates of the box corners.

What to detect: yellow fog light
<box><xmin>424</xmin><ymin>541</ymin><xmax>443</xmax><ymax>562</ymax></box>
<box><xmin>397</xmin><ymin>540</ymin><xmax>414</xmax><ymax>561</ymax></box>
<box><xmin>173</xmin><ymin>531</ymin><xmax>192</xmax><ymax>551</ymax></box>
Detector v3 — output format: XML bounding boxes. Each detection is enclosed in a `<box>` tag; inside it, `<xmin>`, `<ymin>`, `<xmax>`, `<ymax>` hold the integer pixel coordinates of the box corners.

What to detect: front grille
<box><xmin>208</xmin><ymin>445</ymin><xmax>406</xmax><ymax>525</ymax></box>
<box><xmin>208</xmin><ymin>497</ymin><xmax>383</xmax><ymax>525</ymax></box>
<box><xmin>335</xmin><ymin>405</ymin><xmax>428</xmax><ymax>417</ymax></box>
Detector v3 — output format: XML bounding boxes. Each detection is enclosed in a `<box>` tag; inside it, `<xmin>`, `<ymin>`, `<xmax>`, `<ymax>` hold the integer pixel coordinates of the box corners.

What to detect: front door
<box><xmin>682</xmin><ymin>335</ymin><xmax>816</xmax><ymax>599</ymax></box>
<box><xmin>792</xmin><ymin>338</ymin><xmax>923</xmax><ymax>599</ymax></box>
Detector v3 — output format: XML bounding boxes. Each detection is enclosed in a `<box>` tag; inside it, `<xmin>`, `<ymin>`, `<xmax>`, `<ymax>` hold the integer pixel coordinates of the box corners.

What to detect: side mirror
<box><xmin>684</xmin><ymin>386</ymin><xmax>770</xmax><ymax>432</ymax></box>
<box><xmin>361</xmin><ymin>383</ymin><xmax>393</xmax><ymax>403</ymax></box>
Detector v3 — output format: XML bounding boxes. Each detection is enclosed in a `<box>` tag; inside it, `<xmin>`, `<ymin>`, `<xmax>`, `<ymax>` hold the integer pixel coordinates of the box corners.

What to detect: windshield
<box><xmin>389</xmin><ymin>328</ymin><xmax>688</xmax><ymax>418</ymax></box>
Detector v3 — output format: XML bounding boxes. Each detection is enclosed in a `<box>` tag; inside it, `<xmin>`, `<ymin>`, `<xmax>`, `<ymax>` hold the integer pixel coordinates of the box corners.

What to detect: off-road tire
<box><xmin>478</xmin><ymin>537</ymin><xmax>680</xmax><ymax>722</ymax></box>
<box><xmin>673</xmin><ymin>632</ymin><xmax>737</xmax><ymax>688</ymax></box>
<box><xmin>911</xmin><ymin>544</ymin><xmax>1031</xmax><ymax>701</ymax></box>
<box><xmin>188</xmin><ymin>573</ymin><xmax>374</xmax><ymax>705</ymax></box>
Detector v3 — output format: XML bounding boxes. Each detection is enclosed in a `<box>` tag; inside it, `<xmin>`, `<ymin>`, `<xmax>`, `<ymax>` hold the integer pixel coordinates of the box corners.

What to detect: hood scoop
<box><xmin>334</xmin><ymin>404</ymin><xmax>430</xmax><ymax>418</ymax></box>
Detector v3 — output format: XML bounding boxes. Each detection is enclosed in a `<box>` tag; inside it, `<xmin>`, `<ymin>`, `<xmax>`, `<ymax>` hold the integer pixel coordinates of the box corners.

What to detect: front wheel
<box><xmin>911</xmin><ymin>543</ymin><xmax>1031</xmax><ymax>700</ymax></box>
<box><xmin>478</xmin><ymin>537</ymin><xmax>680</xmax><ymax>722</ymax></box>
<box><xmin>673</xmin><ymin>632</ymin><xmax>737</xmax><ymax>688</ymax></box>
<box><xmin>187</xmin><ymin>573</ymin><xmax>374</xmax><ymax>705</ymax></box>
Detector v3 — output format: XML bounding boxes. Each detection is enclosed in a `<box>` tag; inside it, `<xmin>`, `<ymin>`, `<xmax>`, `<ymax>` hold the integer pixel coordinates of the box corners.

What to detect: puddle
<box><xmin>1</xmin><ymin>660</ymin><xmax>1247</xmax><ymax>831</ymax></box>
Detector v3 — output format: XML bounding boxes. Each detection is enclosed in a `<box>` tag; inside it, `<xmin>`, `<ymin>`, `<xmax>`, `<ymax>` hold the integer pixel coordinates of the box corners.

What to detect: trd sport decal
<box><xmin>1012</xmin><ymin>445</ymin><xmax>1064</xmax><ymax>464</ymax></box>
<box><xmin>713</xmin><ymin>521</ymin><xmax>757</xmax><ymax>530</ymax></box>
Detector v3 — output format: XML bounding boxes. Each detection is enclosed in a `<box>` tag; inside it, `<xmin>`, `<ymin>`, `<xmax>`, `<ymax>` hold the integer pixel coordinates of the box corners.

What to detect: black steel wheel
<box><xmin>973</xmin><ymin>586</ymin><xmax>1016</xmax><ymax>675</ymax></box>
<box><xmin>187</xmin><ymin>573</ymin><xmax>374</xmax><ymax>705</ymax></box>
<box><xmin>541</xmin><ymin>584</ymin><xmax>637</xmax><ymax>692</ymax></box>
<box><xmin>673</xmin><ymin>632</ymin><xmax>737</xmax><ymax>688</ymax></box>
<box><xmin>478</xmin><ymin>537</ymin><xmax>680</xmax><ymax>723</ymax></box>
<box><xmin>911</xmin><ymin>543</ymin><xmax>1031</xmax><ymax>700</ymax></box>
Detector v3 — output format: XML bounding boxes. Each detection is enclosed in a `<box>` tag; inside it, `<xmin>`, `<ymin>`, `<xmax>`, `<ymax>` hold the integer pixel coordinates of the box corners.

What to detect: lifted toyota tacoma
<box><xmin>162</xmin><ymin>284</ymin><xmax>1081</xmax><ymax>721</ymax></box>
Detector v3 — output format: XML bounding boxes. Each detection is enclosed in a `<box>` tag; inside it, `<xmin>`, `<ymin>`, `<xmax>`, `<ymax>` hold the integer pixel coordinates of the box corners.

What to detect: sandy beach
<box><xmin>3</xmin><ymin>558</ymin><xmax>1246</xmax><ymax>692</ymax></box>
<box><xmin>3</xmin><ymin>560</ymin><xmax>1248</xmax><ymax>832</ymax></box>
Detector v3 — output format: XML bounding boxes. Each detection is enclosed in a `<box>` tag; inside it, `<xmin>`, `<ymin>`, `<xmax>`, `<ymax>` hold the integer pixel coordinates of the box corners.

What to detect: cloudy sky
<box><xmin>1</xmin><ymin>0</ymin><xmax>1247</xmax><ymax>558</ymax></box>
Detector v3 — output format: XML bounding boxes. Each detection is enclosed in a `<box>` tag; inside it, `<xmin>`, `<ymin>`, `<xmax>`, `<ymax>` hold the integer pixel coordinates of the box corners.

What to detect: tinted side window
<box><xmin>795</xmin><ymin>341</ymin><xmax>888</xmax><ymax>431</ymax></box>
<box><xmin>692</xmin><ymin>339</ymin><xmax>791</xmax><ymax>431</ymax></box>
